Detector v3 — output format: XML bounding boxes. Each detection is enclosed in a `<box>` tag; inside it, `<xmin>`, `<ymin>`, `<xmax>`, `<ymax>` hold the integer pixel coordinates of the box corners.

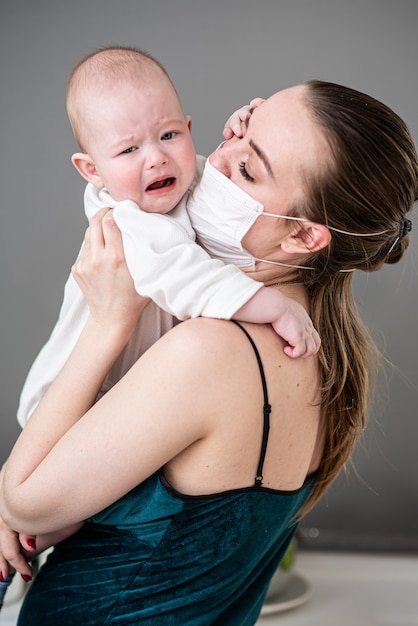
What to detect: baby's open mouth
<box><xmin>146</xmin><ymin>177</ymin><xmax>175</xmax><ymax>191</ymax></box>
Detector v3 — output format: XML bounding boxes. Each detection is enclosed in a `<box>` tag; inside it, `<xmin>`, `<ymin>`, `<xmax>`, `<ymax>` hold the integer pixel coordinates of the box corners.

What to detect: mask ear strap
<box><xmin>253</xmin><ymin>257</ymin><xmax>359</xmax><ymax>273</ymax></box>
<box><xmin>252</xmin><ymin>257</ymin><xmax>314</xmax><ymax>270</ymax></box>
<box><xmin>263</xmin><ymin>212</ymin><xmax>388</xmax><ymax>237</ymax></box>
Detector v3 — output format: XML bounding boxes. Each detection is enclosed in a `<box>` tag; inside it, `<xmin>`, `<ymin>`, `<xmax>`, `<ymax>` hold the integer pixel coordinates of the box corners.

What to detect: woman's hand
<box><xmin>0</xmin><ymin>465</ymin><xmax>34</xmax><ymax>580</ymax></box>
<box><xmin>222</xmin><ymin>97</ymin><xmax>265</xmax><ymax>139</ymax></box>
<box><xmin>0</xmin><ymin>516</ymin><xmax>33</xmax><ymax>582</ymax></box>
<box><xmin>72</xmin><ymin>207</ymin><xmax>150</xmax><ymax>338</ymax></box>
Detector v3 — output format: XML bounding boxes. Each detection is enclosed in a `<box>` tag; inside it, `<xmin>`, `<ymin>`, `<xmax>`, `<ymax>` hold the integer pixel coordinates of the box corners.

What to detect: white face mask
<box><xmin>187</xmin><ymin>159</ymin><xmax>264</xmax><ymax>267</ymax></box>
<box><xmin>187</xmin><ymin>159</ymin><xmax>307</xmax><ymax>269</ymax></box>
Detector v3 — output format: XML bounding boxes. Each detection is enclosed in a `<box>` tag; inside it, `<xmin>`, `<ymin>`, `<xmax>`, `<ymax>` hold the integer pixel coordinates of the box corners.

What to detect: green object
<box><xmin>280</xmin><ymin>541</ymin><xmax>296</xmax><ymax>571</ymax></box>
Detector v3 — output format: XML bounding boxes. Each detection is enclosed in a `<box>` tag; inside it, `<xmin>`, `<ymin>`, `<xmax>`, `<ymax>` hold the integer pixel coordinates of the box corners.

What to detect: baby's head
<box><xmin>66</xmin><ymin>46</ymin><xmax>196</xmax><ymax>213</ymax></box>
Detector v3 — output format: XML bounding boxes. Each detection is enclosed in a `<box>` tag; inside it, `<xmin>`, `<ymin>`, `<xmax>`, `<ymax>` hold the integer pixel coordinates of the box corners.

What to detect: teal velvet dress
<box><xmin>17</xmin><ymin>323</ymin><xmax>316</xmax><ymax>625</ymax></box>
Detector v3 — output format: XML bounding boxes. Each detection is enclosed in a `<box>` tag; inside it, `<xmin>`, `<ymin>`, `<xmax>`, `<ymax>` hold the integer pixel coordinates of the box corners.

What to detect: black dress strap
<box><xmin>231</xmin><ymin>321</ymin><xmax>271</xmax><ymax>489</ymax></box>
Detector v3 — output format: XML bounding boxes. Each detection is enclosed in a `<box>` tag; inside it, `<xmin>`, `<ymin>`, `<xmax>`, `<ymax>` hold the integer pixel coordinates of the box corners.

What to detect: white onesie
<box><xmin>17</xmin><ymin>155</ymin><xmax>262</xmax><ymax>426</ymax></box>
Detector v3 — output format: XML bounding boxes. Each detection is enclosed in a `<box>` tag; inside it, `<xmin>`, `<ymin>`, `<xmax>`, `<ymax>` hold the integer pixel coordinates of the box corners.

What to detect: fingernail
<box><xmin>21</xmin><ymin>574</ymin><xmax>32</xmax><ymax>583</ymax></box>
<box><xmin>27</xmin><ymin>538</ymin><xmax>36</xmax><ymax>550</ymax></box>
<box><xmin>0</xmin><ymin>572</ymin><xmax>4</xmax><ymax>583</ymax></box>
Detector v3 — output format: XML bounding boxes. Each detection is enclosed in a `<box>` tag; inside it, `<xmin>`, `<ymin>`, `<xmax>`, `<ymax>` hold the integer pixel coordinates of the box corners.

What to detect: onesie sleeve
<box><xmin>112</xmin><ymin>201</ymin><xmax>263</xmax><ymax>321</ymax></box>
<box><xmin>17</xmin><ymin>268</ymin><xmax>89</xmax><ymax>426</ymax></box>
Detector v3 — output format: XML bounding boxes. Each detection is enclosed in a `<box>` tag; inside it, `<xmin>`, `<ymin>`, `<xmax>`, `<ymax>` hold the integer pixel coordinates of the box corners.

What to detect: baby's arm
<box><xmin>233</xmin><ymin>286</ymin><xmax>320</xmax><ymax>358</ymax></box>
<box><xmin>99</xmin><ymin>196</ymin><xmax>320</xmax><ymax>358</ymax></box>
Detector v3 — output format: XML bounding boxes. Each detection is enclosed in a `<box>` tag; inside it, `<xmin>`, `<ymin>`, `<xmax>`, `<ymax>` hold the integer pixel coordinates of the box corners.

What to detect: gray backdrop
<box><xmin>1</xmin><ymin>0</ymin><xmax>417</xmax><ymax>551</ymax></box>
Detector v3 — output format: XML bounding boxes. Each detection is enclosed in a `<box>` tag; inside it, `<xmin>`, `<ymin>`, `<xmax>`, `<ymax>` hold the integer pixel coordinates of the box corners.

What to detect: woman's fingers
<box><xmin>0</xmin><ymin>520</ymin><xmax>32</xmax><ymax>581</ymax></box>
<box><xmin>89</xmin><ymin>207</ymin><xmax>116</xmax><ymax>248</ymax></box>
<box><xmin>19</xmin><ymin>534</ymin><xmax>36</xmax><ymax>552</ymax></box>
<box><xmin>71</xmin><ymin>206</ymin><xmax>149</xmax><ymax>332</ymax></box>
<box><xmin>72</xmin><ymin>208</ymin><xmax>116</xmax><ymax>281</ymax></box>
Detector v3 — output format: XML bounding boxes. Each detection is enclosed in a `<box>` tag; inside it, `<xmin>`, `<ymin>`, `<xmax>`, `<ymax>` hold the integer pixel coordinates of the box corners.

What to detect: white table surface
<box><xmin>257</xmin><ymin>550</ymin><xmax>418</xmax><ymax>626</ymax></box>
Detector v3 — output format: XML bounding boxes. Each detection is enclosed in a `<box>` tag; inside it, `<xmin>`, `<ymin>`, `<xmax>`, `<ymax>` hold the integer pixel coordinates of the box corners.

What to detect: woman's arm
<box><xmin>1</xmin><ymin>321</ymin><xmax>216</xmax><ymax>535</ymax></box>
<box><xmin>0</xmin><ymin>209</ymin><xmax>150</xmax><ymax>533</ymax></box>
<box><xmin>0</xmin><ymin>209</ymin><xmax>213</xmax><ymax>537</ymax></box>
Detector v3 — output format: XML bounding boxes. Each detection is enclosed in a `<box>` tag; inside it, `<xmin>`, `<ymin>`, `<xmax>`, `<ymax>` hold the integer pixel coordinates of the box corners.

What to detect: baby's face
<box><xmin>83</xmin><ymin>74</ymin><xmax>196</xmax><ymax>213</ymax></box>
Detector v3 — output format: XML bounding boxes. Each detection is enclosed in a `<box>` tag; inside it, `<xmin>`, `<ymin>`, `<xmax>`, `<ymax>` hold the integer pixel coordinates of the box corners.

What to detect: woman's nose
<box><xmin>208</xmin><ymin>141</ymin><xmax>232</xmax><ymax>177</ymax></box>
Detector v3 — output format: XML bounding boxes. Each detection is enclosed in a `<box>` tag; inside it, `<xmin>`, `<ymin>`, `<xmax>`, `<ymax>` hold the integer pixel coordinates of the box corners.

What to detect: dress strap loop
<box><xmin>231</xmin><ymin>321</ymin><xmax>271</xmax><ymax>489</ymax></box>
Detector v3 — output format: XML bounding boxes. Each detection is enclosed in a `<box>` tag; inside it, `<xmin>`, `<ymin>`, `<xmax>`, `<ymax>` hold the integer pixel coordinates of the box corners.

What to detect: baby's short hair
<box><xmin>66</xmin><ymin>46</ymin><xmax>174</xmax><ymax>151</ymax></box>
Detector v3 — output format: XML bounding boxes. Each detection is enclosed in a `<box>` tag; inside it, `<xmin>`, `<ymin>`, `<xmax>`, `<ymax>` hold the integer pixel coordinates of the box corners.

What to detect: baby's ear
<box><xmin>185</xmin><ymin>115</ymin><xmax>192</xmax><ymax>132</ymax></box>
<box><xmin>282</xmin><ymin>222</ymin><xmax>331</xmax><ymax>254</ymax></box>
<box><xmin>71</xmin><ymin>153</ymin><xmax>103</xmax><ymax>188</ymax></box>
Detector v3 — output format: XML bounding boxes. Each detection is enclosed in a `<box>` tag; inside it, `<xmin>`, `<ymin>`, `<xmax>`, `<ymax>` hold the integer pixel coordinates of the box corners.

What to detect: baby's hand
<box><xmin>272</xmin><ymin>302</ymin><xmax>320</xmax><ymax>359</ymax></box>
<box><xmin>223</xmin><ymin>97</ymin><xmax>265</xmax><ymax>139</ymax></box>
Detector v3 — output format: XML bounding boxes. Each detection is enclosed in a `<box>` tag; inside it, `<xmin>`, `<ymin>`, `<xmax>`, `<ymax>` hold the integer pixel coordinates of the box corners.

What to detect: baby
<box><xmin>17</xmin><ymin>46</ymin><xmax>319</xmax><ymax>428</ymax></box>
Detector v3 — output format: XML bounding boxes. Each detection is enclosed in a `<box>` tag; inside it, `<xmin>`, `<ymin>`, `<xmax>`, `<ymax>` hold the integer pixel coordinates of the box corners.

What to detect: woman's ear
<box><xmin>282</xmin><ymin>222</ymin><xmax>331</xmax><ymax>254</ymax></box>
<box><xmin>71</xmin><ymin>153</ymin><xmax>104</xmax><ymax>188</ymax></box>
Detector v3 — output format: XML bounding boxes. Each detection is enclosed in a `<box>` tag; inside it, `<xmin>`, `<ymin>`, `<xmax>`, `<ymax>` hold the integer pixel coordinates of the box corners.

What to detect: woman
<box><xmin>1</xmin><ymin>81</ymin><xmax>417</xmax><ymax>625</ymax></box>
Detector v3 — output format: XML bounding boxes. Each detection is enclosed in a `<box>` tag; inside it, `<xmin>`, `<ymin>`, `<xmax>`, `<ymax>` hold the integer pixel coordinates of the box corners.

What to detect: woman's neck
<box><xmin>241</xmin><ymin>263</ymin><xmax>310</xmax><ymax>310</ymax></box>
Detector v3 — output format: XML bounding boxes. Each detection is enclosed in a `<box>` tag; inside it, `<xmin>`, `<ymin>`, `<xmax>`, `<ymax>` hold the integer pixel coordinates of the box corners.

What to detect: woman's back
<box><xmin>164</xmin><ymin>312</ymin><xmax>324</xmax><ymax>498</ymax></box>
<box><xmin>18</xmin><ymin>315</ymin><xmax>321</xmax><ymax>625</ymax></box>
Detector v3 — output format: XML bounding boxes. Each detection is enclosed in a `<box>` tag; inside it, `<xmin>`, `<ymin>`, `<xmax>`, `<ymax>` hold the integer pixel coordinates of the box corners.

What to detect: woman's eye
<box><xmin>239</xmin><ymin>160</ymin><xmax>254</xmax><ymax>182</ymax></box>
<box><xmin>161</xmin><ymin>131</ymin><xmax>176</xmax><ymax>141</ymax></box>
<box><xmin>122</xmin><ymin>146</ymin><xmax>137</xmax><ymax>154</ymax></box>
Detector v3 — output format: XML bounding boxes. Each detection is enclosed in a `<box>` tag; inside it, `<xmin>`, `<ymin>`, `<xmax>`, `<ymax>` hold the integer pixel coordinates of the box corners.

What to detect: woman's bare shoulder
<box><xmin>151</xmin><ymin>318</ymin><xmax>312</xmax><ymax>389</ymax></box>
<box><xmin>146</xmin><ymin>318</ymin><xmax>278</xmax><ymax>391</ymax></box>
<box><xmin>162</xmin><ymin>318</ymin><xmax>290</xmax><ymax>364</ymax></box>
<box><xmin>157</xmin><ymin>318</ymin><xmax>243</xmax><ymax>357</ymax></box>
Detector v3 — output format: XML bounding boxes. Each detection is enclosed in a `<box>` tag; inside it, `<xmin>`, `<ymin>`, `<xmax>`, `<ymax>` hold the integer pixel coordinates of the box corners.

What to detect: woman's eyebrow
<box><xmin>245</xmin><ymin>110</ymin><xmax>275</xmax><ymax>180</ymax></box>
<box><xmin>249</xmin><ymin>138</ymin><xmax>275</xmax><ymax>180</ymax></box>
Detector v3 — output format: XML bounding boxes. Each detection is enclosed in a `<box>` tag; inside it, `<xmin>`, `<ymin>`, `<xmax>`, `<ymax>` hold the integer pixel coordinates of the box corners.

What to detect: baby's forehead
<box><xmin>79</xmin><ymin>72</ymin><xmax>181</xmax><ymax>131</ymax></box>
<box><xmin>90</xmin><ymin>70</ymin><xmax>174</xmax><ymax>112</ymax></box>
